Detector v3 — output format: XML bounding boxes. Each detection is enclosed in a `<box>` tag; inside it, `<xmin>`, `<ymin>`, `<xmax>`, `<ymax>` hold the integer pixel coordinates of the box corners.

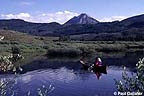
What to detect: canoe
<box><xmin>81</xmin><ymin>64</ymin><xmax>107</xmax><ymax>74</ymax></box>
<box><xmin>92</xmin><ymin>65</ymin><xmax>107</xmax><ymax>74</ymax></box>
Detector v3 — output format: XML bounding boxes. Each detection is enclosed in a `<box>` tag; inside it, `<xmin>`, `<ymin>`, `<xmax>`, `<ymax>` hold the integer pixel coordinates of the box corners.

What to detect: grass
<box><xmin>0</xmin><ymin>30</ymin><xmax>144</xmax><ymax>58</ymax></box>
<box><xmin>45</xmin><ymin>41</ymin><xmax>144</xmax><ymax>57</ymax></box>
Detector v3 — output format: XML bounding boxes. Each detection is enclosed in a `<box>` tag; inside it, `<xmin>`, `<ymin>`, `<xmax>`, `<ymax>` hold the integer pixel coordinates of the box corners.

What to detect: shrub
<box><xmin>47</xmin><ymin>48</ymin><xmax>82</xmax><ymax>57</ymax></box>
<box><xmin>11</xmin><ymin>46</ymin><xmax>20</xmax><ymax>54</ymax></box>
<box><xmin>0</xmin><ymin>55</ymin><xmax>13</xmax><ymax>72</ymax></box>
<box><xmin>115</xmin><ymin>58</ymin><xmax>144</xmax><ymax>92</ymax></box>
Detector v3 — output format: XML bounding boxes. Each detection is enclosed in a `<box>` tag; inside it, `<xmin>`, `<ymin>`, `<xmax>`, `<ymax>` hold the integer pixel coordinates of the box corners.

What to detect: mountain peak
<box><xmin>79</xmin><ymin>13</ymin><xmax>88</xmax><ymax>16</ymax></box>
<box><xmin>78</xmin><ymin>13</ymin><xmax>89</xmax><ymax>19</ymax></box>
<box><xmin>64</xmin><ymin>13</ymin><xmax>99</xmax><ymax>25</ymax></box>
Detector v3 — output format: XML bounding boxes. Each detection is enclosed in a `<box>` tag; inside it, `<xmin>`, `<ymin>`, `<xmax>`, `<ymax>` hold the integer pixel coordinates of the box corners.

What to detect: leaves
<box><xmin>37</xmin><ymin>84</ymin><xmax>55</xmax><ymax>96</ymax></box>
<box><xmin>115</xmin><ymin>58</ymin><xmax>144</xmax><ymax>92</ymax></box>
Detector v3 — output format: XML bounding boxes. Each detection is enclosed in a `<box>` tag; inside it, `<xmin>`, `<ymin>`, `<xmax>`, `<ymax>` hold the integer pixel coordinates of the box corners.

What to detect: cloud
<box><xmin>38</xmin><ymin>10</ymin><xmax>79</xmax><ymax>24</ymax></box>
<box><xmin>98</xmin><ymin>16</ymin><xmax>128</xmax><ymax>22</ymax></box>
<box><xmin>0</xmin><ymin>11</ymin><xmax>79</xmax><ymax>24</ymax></box>
<box><xmin>0</xmin><ymin>13</ymin><xmax>31</xmax><ymax>21</ymax></box>
<box><xmin>0</xmin><ymin>11</ymin><xmax>133</xmax><ymax>23</ymax></box>
<box><xmin>20</xmin><ymin>1</ymin><xmax>32</xmax><ymax>6</ymax></box>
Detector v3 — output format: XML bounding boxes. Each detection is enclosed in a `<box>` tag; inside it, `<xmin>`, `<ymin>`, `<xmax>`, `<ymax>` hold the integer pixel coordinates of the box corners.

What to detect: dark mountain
<box><xmin>57</xmin><ymin>21</ymin><xmax>124</xmax><ymax>35</ymax></box>
<box><xmin>121</xmin><ymin>14</ymin><xmax>144</xmax><ymax>28</ymax></box>
<box><xmin>64</xmin><ymin>13</ymin><xmax>99</xmax><ymax>25</ymax></box>
<box><xmin>0</xmin><ymin>14</ymin><xmax>144</xmax><ymax>41</ymax></box>
<box><xmin>0</xmin><ymin>19</ymin><xmax>61</xmax><ymax>36</ymax></box>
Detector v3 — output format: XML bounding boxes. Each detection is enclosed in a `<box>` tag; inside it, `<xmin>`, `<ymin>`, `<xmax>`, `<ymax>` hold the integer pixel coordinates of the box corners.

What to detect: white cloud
<box><xmin>35</xmin><ymin>10</ymin><xmax>79</xmax><ymax>24</ymax></box>
<box><xmin>1</xmin><ymin>13</ymin><xmax>31</xmax><ymax>21</ymax></box>
<box><xmin>20</xmin><ymin>1</ymin><xmax>32</xmax><ymax>6</ymax></box>
<box><xmin>98</xmin><ymin>16</ymin><xmax>128</xmax><ymax>22</ymax></box>
<box><xmin>0</xmin><ymin>11</ymin><xmax>134</xmax><ymax>23</ymax></box>
<box><xmin>0</xmin><ymin>11</ymin><xmax>79</xmax><ymax>24</ymax></box>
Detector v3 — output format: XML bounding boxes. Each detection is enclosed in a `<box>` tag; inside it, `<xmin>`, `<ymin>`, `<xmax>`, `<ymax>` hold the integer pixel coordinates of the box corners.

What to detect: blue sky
<box><xmin>0</xmin><ymin>0</ymin><xmax>144</xmax><ymax>24</ymax></box>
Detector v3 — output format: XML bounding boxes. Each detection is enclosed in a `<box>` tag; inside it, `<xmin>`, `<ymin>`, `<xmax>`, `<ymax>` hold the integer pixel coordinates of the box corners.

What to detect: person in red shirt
<box><xmin>95</xmin><ymin>57</ymin><xmax>102</xmax><ymax>66</ymax></box>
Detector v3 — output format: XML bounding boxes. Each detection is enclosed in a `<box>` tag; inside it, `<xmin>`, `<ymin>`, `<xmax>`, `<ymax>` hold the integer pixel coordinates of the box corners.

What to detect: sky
<box><xmin>0</xmin><ymin>0</ymin><xmax>144</xmax><ymax>24</ymax></box>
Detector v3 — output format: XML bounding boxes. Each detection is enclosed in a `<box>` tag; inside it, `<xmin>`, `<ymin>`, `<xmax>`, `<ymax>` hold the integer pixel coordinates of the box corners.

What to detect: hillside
<box><xmin>0</xmin><ymin>30</ymin><xmax>44</xmax><ymax>44</ymax></box>
<box><xmin>121</xmin><ymin>14</ymin><xmax>144</xmax><ymax>27</ymax></box>
<box><xmin>0</xmin><ymin>19</ymin><xmax>61</xmax><ymax>36</ymax></box>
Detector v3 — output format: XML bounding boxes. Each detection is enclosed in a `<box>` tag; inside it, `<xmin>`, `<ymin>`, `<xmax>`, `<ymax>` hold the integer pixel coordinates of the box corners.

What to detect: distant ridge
<box><xmin>64</xmin><ymin>13</ymin><xmax>99</xmax><ymax>25</ymax></box>
<box><xmin>121</xmin><ymin>14</ymin><xmax>144</xmax><ymax>27</ymax></box>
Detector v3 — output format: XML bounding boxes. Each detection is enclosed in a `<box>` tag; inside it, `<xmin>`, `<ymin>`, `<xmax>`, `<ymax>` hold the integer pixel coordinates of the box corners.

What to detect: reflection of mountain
<box><xmin>18</xmin><ymin>58</ymin><xmax>82</xmax><ymax>73</ymax></box>
<box><xmin>0</xmin><ymin>14</ymin><xmax>144</xmax><ymax>40</ymax></box>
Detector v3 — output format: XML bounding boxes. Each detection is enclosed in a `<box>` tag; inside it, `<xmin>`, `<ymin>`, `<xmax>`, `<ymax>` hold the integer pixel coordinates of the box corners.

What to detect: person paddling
<box><xmin>80</xmin><ymin>57</ymin><xmax>107</xmax><ymax>79</ymax></box>
<box><xmin>90</xmin><ymin>57</ymin><xmax>102</xmax><ymax>67</ymax></box>
<box><xmin>94</xmin><ymin>57</ymin><xmax>102</xmax><ymax>79</ymax></box>
<box><xmin>95</xmin><ymin>57</ymin><xmax>102</xmax><ymax>66</ymax></box>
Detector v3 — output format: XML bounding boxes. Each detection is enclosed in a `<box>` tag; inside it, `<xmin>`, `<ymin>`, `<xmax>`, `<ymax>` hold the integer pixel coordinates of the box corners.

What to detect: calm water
<box><xmin>0</xmin><ymin>51</ymin><xmax>143</xmax><ymax>96</ymax></box>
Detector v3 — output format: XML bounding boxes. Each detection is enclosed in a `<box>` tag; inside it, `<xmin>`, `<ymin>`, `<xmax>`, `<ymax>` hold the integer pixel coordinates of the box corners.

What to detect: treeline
<box><xmin>59</xmin><ymin>32</ymin><xmax>144</xmax><ymax>41</ymax></box>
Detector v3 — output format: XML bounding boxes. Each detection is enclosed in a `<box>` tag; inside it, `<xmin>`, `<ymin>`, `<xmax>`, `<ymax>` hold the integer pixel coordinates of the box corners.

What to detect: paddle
<box><xmin>79</xmin><ymin>60</ymin><xmax>93</xmax><ymax>65</ymax></box>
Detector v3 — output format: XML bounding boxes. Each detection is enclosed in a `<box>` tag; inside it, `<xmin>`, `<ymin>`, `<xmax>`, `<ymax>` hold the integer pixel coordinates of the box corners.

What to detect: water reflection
<box><xmin>9</xmin><ymin>50</ymin><xmax>143</xmax><ymax>74</ymax></box>
<box><xmin>80</xmin><ymin>62</ymin><xmax>107</xmax><ymax>79</ymax></box>
<box><xmin>0</xmin><ymin>51</ymin><xmax>143</xmax><ymax>96</ymax></box>
<box><xmin>0</xmin><ymin>67</ymin><xmax>129</xmax><ymax>96</ymax></box>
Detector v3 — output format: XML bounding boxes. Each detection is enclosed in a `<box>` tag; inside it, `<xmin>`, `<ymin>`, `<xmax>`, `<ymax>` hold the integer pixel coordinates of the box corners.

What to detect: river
<box><xmin>0</xmin><ymin>50</ymin><xmax>143</xmax><ymax>96</ymax></box>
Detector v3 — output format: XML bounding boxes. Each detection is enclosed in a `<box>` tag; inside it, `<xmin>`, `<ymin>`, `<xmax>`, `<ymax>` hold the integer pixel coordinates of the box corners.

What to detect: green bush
<box><xmin>47</xmin><ymin>48</ymin><xmax>82</xmax><ymax>57</ymax></box>
<box><xmin>0</xmin><ymin>55</ymin><xmax>14</xmax><ymax>72</ymax></box>
<box><xmin>11</xmin><ymin>46</ymin><xmax>21</xmax><ymax>54</ymax></box>
<box><xmin>115</xmin><ymin>58</ymin><xmax>144</xmax><ymax>92</ymax></box>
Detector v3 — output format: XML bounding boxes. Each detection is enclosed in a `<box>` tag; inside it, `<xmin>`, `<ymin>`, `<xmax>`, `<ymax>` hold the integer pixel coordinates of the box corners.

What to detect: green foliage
<box><xmin>115</xmin><ymin>58</ymin><xmax>144</xmax><ymax>92</ymax></box>
<box><xmin>0</xmin><ymin>78</ymin><xmax>16</xmax><ymax>96</ymax></box>
<box><xmin>0</xmin><ymin>55</ymin><xmax>14</xmax><ymax>72</ymax></box>
<box><xmin>0</xmin><ymin>49</ymin><xmax>23</xmax><ymax>72</ymax></box>
<box><xmin>47</xmin><ymin>48</ymin><xmax>82</xmax><ymax>57</ymax></box>
<box><xmin>37</xmin><ymin>85</ymin><xmax>55</xmax><ymax>96</ymax></box>
<box><xmin>0</xmin><ymin>78</ymin><xmax>54</xmax><ymax>96</ymax></box>
<box><xmin>59</xmin><ymin>35</ymin><xmax>71</xmax><ymax>41</ymax></box>
<box><xmin>0</xmin><ymin>79</ymin><xmax>8</xmax><ymax>96</ymax></box>
<box><xmin>0</xmin><ymin>54</ymin><xmax>54</xmax><ymax>96</ymax></box>
<box><xmin>11</xmin><ymin>46</ymin><xmax>21</xmax><ymax>54</ymax></box>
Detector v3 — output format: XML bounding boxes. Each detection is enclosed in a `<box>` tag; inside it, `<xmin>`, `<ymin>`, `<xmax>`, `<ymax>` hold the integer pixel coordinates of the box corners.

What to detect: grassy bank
<box><xmin>0</xmin><ymin>30</ymin><xmax>144</xmax><ymax>57</ymax></box>
<box><xmin>46</xmin><ymin>41</ymin><xmax>144</xmax><ymax>57</ymax></box>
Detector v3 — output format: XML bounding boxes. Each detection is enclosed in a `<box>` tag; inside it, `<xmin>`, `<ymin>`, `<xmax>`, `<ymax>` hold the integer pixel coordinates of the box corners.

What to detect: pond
<box><xmin>0</xmin><ymin>51</ymin><xmax>143</xmax><ymax>96</ymax></box>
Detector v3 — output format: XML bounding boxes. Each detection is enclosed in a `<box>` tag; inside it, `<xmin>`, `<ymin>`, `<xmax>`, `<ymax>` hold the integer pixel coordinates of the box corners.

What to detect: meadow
<box><xmin>0</xmin><ymin>30</ymin><xmax>144</xmax><ymax>57</ymax></box>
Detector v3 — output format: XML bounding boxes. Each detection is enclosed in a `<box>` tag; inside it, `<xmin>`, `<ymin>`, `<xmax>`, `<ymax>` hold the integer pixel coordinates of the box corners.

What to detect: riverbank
<box><xmin>0</xmin><ymin>30</ymin><xmax>144</xmax><ymax>57</ymax></box>
<box><xmin>1</xmin><ymin>31</ymin><xmax>144</xmax><ymax>68</ymax></box>
<box><xmin>0</xmin><ymin>40</ymin><xmax>144</xmax><ymax>56</ymax></box>
<box><xmin>46</xmin><ymin>41</ymin><xmax>144</xmax><ymax>56</ymax></box>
